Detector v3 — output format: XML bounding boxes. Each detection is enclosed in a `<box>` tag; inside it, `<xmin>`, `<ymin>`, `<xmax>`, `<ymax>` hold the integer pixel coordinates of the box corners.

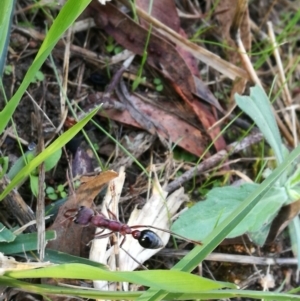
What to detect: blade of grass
<box><xmin>5</xmin><ymin>263</ymin><xmax>231</xmax><ymax>293</ymax></box>
<box><xmin>0</xmin><ymin>276</ymin><xmax>141</xmax><ymax>300</ymax></box>
<box><xmin>0</xmin><ymin>0</ymin><xmax>16</xmax><ymax>77</ymax></box>
<box><xmin>0</xmin><ymin>231</ymin><xmax>55</xmax><ymax>254</ymax></box>
<box><xmin>0</xmin><ymin>106</ymin><xmax>100</xmax><ymax>201</ymax></box>
<box><xmin>0</xmin><ymin>0</ymin><xmax>92</xmax><ymax>134</ymax></box>
<box><xmin>1</xmin><ymin>277</ymin><xmax>300</xmax><ymax>300</ymax></box>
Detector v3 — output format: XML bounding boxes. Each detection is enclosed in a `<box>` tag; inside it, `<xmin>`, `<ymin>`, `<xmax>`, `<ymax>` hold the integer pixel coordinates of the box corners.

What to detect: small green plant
<box><xmin>105</xmin><ymin>36</ymin><xmax>123</xmax><ymax>54</ymax></box>
<box><xmin>46</xmin><ymin>184</ymin><xmax>67</xmax><ymax>200</ymax></box>
<box><xmin>0</xmin><ymin>156</ymin><xmax>9</xmax><ymax>177</ymax></box>
<box><xmin>153</xmin><ymin>77</ymin><xmax>163</xmax><ymax>91</ymax></box>
<box><xmin>31</xmin><ymin>70</ymin><xmax>45</xmax><ymax>83</ymax></box>
<box><xmin>4</xmin><ymin>64</ymin><xmax>12</xmax><ymax>75</ymax></box>
<box><xmin>132</xmin><ymin>24</ymin><xmax>152</xmax><ymax>91</ymax></box>
<box><xmin>8</xmin><ymin>148</ymin><xmax>62</xmax><ymax>197</ymax></box>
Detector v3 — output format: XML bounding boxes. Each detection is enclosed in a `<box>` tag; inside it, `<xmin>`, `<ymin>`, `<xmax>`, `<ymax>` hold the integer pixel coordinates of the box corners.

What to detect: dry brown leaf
<box><xmin>98</xmin><ymin>92</ymin><xmax>208</xmax><ymax>156</ymax></box>
<box><xmin>47</xmin><ymin>170</ymin><xmax>118</xmax><ymax>255</ymax></box>
<box><xmin>88</xmin><ymin>1</ymin><xmax>226</xmax><ymax>152</ymax></box>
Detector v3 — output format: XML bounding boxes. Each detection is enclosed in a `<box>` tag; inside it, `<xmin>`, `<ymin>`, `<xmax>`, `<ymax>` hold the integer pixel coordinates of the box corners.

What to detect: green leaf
<box><xmin>31</xmin><ymin>70</ymin><xmax>45</xmax><ymax>83</ymax></box>
<box><xmin>29</xmin><ymin>174</ymin><xmax>39</xmax><ymax>197</ymax></box>
<box><xmin>4</xmin><ymin>64</ymin><xmax>12</xmax><ymax>75</ymax></box>
<box><xmin>57</xmin><ymin>184</ymin><xmax>64</xmax><ymax>192</ymax></box>
<box><xmin>0</xmin><ymin>222</ymin><xmax>16</xmax><ymax>242</ymax></box>
<box><xmin>0</xmin><ymin>231</ymin><xmax>56</xmax><ymax>254</ymax></box>
<box><xmin>153</xmin><ymin>78</ymin><xmax>162</xmax><ymax>85</ymax></box>
<box><xmin>169</xmin><ymin>145</ymin><xmax>300</xmax><ymax>275</ymax></box>
<box><xmin>45</xmin><ymin>186</ymin><xmax>55</xmax><ymax>194</ymax></box>
<box><xmin>106</xmin><ymin>44</ymin><xmax>114</xmax><ymax>53</ymax></box>
<box><xmin>113</xmin><ymin>45</ymin><xmax>123</xmax><ymax>54</ymax></box>
<box><xmin>48</xmin><ymin>193</ymin><xmax>58</xmax><ymax>200</ymax></box>
<box><xmin>0</xmin><ymin>156</ymin><xmax>8</xmax><ymax>177</ymax></box>
<box><xmin>0</xmin><ymin>277</ymin><xmax>299</xmax><ymax>301</ymax></box>
<box><xmin>171</xmin><ymin>183</ymin><xmax>288</xmax><ymax>245</ymax></box>
<box><xmin>8</xmin><ymin>151</ymin><xmax>38</xmax><ymax>178</ymax></box>
<box><xmin>248</xmin><ymin>222</ymin><xmax>272</xmax><ymax>246</ymax></box>
<box><xmin>0</xmin><ymin>0</ymin><xmax>15</xmax><ymax>77</ymax></box>
<box><xmin>44</xmin><ymin>148</ymin><xmax>62</xmax><ymax>171</ymax></box>
<box><xmin>235</xmin><ymin>85</ymin><xmax>284</xmax><ymax>164</ymax></box>
<box><xmin>156</xmin><ymin>84</ymin><xmax>163</xmax><ymax>92</ymax></box>
<box><xmin>60</xmin><ymin>191</ymin><xmax>67</xmax><ymax>198</ymax></box>
<box><xmin>5</xmin><ymin>263</ymin><xmax>232</xmax><ymax>292</ymax></box>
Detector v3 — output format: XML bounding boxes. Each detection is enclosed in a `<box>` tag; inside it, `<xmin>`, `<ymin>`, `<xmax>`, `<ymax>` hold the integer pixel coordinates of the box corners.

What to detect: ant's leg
<box><xmin>119</xmin><ymin>235</ymin><xmax>147</xmax><ymax>270</ymax></box>
<box><xmin>130</xmin><ymin>225</ymin><xmax>202</xmax><ymax>246</ymax></box>
<box><xmin>88</xmin><ymin>231</ymin><xmax>113</xmax><ymax>246</ymax></box>
<box><xmin>94</xmin><ymin>231</ymin><xmax>114</xmax><ymax>239</ymax></box>
<box><xmin>106</xmin><ymin>207</ymin><xmax>118</xmax><ymax>221</ymax></box>
<box><xmin>94</xmin><ymin>229</ymin><xmax>105</xmax><ymax>236</ymax></box>
<box><xmin>119</xmin><ymin>235</ymin><xmax>126</xmax><ymax>248</ymax></box>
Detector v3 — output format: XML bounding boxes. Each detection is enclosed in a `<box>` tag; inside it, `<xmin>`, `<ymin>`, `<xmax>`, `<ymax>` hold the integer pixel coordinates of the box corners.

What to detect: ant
<box><xmin>64</xmin><ymin>206</ymin><xmax>202</xmax><ymax>249</ymax></box>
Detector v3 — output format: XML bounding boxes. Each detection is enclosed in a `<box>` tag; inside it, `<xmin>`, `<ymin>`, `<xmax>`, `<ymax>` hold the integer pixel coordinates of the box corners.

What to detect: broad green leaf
<box><xmin>0</xmin><ymin>231</ymin><xmax>55</xmax><ymax>254</ymax></box>
<box><xmin>169</xmin><ymin>145</ymin><xmax>300</xmax><ymax>275</ymax></box>
<box><xmin>286</xmin><ymin>166</ymin><xmax>300</xmax><ymax>200</ymax></box>
<box><xmin>248</xmin><ymin>222</ymin><xmax>271</xmax><ymax>246</ymax></box>
<box><xmin>29</xmin><ymin>174</ymin><xmax>39</xmax><ymax>197</ymax></box>
<box><xmin>235</xmin><ymin>85</ymin><xmax>284</xmax><ymax>164</ymax></box>
<box><xmin>44</xmin><ymin>148</ymin><xmax>62</xmax><ymax>171</ymax></box>
<box><xmin>0</xmin><ymin>222</ymin><xmax>16</xmax><ymax>242</ymax></box>
<box><xmin>8</xmin><ymin>151</ymin><xmax>35</xmax><ymax>179</ymax></box>
<box><xmin>7</xmin><ymin>121</ymin><xmax>60</xmax><ymax>180</ymax></box>
<box><xmin>171</xmin><ymin>183</ymin><xmax>288</xmax><ymax>245</ymax></box>
<box><xmin>6</xmin><ymin>263</ymin><xmax>232</xmax><ymax>292</ymax></box>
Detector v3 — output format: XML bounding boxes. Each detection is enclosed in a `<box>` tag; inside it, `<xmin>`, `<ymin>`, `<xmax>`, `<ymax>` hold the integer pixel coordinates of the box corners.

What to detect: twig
<box><xmin>159</xmin><ymin>250</ymin><xmax>299</xmax><ymax>266</ymax></box>
<box><xmin>166</xmin><ymin>132</ymin><xmax>263</xmax><ymax>192</ymax></box>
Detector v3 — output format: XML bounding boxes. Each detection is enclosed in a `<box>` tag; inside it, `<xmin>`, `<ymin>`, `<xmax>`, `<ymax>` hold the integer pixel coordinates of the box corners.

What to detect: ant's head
<box><xmin>73</xmin><ymin>206</ymin><xmax>94</xmax><ymax>226</ymax></box>
<box><xmin>63</xmin><ymin>206</ymin><xmax>94</xmax><ymax>226</ymax></box>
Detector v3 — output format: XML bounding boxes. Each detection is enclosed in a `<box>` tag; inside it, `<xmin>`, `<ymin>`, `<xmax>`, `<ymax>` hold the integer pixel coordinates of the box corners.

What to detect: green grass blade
<box><xmin>0</xmin><ymin>0</ymin><xmax>91</xmax><ymax>134</ymax></box>
<box><xmin>0</xmin><ymin>276</ymin><xmax>141</xmax><ymax>300</ymax></box>
<box><xmin>0</xmin><ymin>231</ymin><xmax>55</xmax><ymax>254</ymax></box>
<box><xmin>1</xmin><ymin>277</ymin><xmax>300</xmax><ymax>300</ymax></box>
<box><xmin>0</xmin><ymin>0</ymin><xmax>15</xmax><ymax>77</ymax></box>
<box><xmin>5</xmin><ymin>263</ymin><xmax>231</xmax><ymax>293</ymax></box>
<box><xmin>0</xmin><ymin>107</ymin><xmax>99</xmax><ymax>201</ymax></box>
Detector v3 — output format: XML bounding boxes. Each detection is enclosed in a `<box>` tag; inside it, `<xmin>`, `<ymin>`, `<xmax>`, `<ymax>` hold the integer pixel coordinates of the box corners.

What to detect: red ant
<box><xmin>64</xmin><ymin>206</ymin><xmax>202</xmax><ymax>249</ymax></box>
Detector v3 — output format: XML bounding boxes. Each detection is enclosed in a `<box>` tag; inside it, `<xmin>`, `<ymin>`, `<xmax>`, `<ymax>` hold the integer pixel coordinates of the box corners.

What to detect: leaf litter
<box><xmin>1</xmin><ymin>0</ymin><xmax>300</xmax><ymax>298</ymax></box>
